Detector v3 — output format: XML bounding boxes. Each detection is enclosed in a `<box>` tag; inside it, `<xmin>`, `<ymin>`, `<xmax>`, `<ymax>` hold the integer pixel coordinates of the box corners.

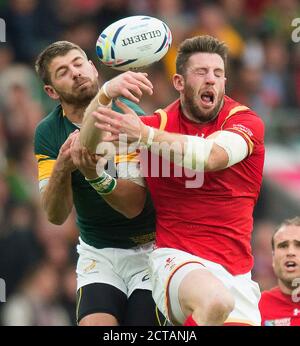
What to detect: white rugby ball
<box><xmin>96</xmin><ymin>15</ymin><xmax>172</xmax><ymax>71</ymax></box>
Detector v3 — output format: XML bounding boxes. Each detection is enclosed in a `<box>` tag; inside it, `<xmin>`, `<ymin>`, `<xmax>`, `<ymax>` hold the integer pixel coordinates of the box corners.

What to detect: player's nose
<box><xmin>70</xmin><ymin>66</ymin><xmax>81</xmax><ymax>79</ymax></box>
<box><xmin>205</xmin><ymin>71</ymin><xmax>216</xmax><ymax>85</ymax></box>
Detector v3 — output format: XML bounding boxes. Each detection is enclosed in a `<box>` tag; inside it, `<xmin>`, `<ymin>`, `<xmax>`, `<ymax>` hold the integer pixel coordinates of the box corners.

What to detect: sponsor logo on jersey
<box><xmin>293</xmin><ymin>308</ymin><xmax>300</xmax><ymax>316</ymax></box>
<box><xmin>264</xmin><ymin>318</ymin><xmax>291</xmax><ymax>326</ymax></box>
<box><xmin>142</xmin><ymin>274</ymin><xmax>150</xmax><ymax>282</ymax></box>
<box><xmin>164</xmin><ymin>257</ymin><xmax>176</xmax><ymax>271</ymax></box>
<box><xmin>83</xmin><ymin>260</ymin><xmax>97</xmax><ymax>273</ymax></box>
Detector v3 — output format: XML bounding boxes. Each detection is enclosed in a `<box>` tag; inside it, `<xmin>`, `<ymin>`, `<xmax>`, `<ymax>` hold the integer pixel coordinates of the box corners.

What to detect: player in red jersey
<box><xmin>79</xmin><ymin>35</ymin><xmax>265</xmax><ymax>326</ymax></box>
<box><xmin>259</xmin><ymin>217</ymin><xmax>300</xmax><ymax>326</ymax></box>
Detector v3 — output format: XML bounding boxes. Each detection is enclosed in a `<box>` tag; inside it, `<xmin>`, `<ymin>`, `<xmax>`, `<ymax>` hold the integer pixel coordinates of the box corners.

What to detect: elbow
<box><xmin>122</xmin><ymin>205</ymin><xmax>144</xmax><ymax>219</ymax></box>
<box><xmin>123</xmin><ymin>209</ymin><xmax>143</xmax><ymax>219</ymax></box>
<box><xmin>47</xmin><ymin>214</ymin><xmax>66</xmax><ymax>225</ymax></box>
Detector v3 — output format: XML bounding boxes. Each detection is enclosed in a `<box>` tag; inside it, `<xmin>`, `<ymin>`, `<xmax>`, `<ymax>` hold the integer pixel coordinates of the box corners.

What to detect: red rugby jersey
<box><xmin>259</xmin><ymin>287</ymin><xmax>300</xmax><ymax>326</ymax></box>
<box><xmin>139</xmin><ymin>96</ymin><xmax>265</xmax><ymax>275</ymax></box>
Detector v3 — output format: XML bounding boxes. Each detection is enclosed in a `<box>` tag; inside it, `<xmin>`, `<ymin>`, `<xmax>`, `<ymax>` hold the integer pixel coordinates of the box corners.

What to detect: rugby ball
<box><xmin>96</xmin><ymin>16</ymin><xmax>172</xmax><ymax>71</ymax></box>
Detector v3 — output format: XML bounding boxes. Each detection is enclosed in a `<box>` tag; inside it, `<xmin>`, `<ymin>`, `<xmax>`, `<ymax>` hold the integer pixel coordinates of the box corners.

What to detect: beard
<box><xmin>55</xmin><ymin>77</ymin><xmax>99</xmax><ymax>107</ymax></box>
<box><xmin>275</xmin><ymin>265</ymin><xmax>300</xmax><ymax>290</ymax></box>
<box><xmin>183</xmin><ymin>83</ymin><xmax>224</xmax><ymax>123</ymax></box>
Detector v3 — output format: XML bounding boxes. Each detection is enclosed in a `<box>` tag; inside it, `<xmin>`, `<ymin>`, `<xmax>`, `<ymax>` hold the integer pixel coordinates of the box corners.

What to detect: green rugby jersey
<box><xmin>34</xmin><ymin>98</ymin><xmax>155</xmax><ymax>249</ymax></box>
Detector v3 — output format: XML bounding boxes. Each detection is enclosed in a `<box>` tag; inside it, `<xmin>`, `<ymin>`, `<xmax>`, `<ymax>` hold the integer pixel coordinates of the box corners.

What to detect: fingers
<box><xmin>81</xmin><ymin>148</ymin><xmax>94</xmax><ymax>167</ymax></box>
<box><xmin>102</xmin><ymin>133</ymin><xmax>120</xmax><ymax>142</ymax></box>
<box><xmin>61</xmin><ymin>129</ymin><xmax>79</xmax><ymax>150</ymax></box>
<box><xmin>115</xmin><ymin>99</ymin><xmax>137</xmax><ymax>115</ymax></box>
<box><xmin>95</xmin><ymin>121</ymin><xmax>120</xmax><ymax>135</ymax></box>
<box><xmin>108</xmin><ymin>71</ymin><xmax>153</xmax><ymax>102</ymax></box>
<box><xmin>131</xmin><ymin>72</ymin><xmax>153</xmax><ymax>92</ymax></box>
<box><xmin>92</xmin><ymin>112</ymin><xmax>121</xmax><ymax>131</ymax></box>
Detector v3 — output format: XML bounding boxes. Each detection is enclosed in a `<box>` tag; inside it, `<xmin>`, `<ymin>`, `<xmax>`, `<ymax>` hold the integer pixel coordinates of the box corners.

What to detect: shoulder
<box><xmin>221</xmin><ymin>96</ymin><xmax>264</xmax><ymax>127</ymax></box>
<box><xmin>260</xmin><ymin>287</ymin><xmax>282</xmax><ymax>302</ymax></box>
<box><xmin>35</xmin><ymin>105</ymin><xmax>62</xmax><ymax>136</ymax></box>
<box><xmin>34</xmin><ymin>105</ymin><xmax>62</xmax><ymax>156</ymax></box>
<box><xmin>220</xmin><ymin>96</ymin><xmax>265</xmax><ymax>143</ymax></box>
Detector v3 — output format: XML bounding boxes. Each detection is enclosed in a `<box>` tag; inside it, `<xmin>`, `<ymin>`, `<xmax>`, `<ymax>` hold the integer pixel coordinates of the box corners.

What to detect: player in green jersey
<box><xmin>34</xmin><ymin>41</ymin><xmax>165</xmax><ymax>326</ymax></box>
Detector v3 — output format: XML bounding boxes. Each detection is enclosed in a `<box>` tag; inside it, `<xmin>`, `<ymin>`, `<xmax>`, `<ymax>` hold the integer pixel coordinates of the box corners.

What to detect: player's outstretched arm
<box><xmin>80</xmin><ymin>71</ymin><xmax>153</xmax><ymax>153</ymax></box>
<box><xmin>71</xmin><ymin>133</ymin><xmax>147</xmax><ymax>219</ymax></box>
<box><xmin>93</xmin><ymin>100</ymin><xmax>249</xmax><ymax>172</ymax></box>
<box><xmin>41</xmin><ymin>131</ymin><xmax>78</xmax><ymax>225</ymax></box>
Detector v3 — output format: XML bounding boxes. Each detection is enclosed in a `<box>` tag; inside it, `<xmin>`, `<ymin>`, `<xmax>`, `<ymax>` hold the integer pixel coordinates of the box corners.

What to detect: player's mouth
<box><xmin>74</xmin><ymin>78</ymin><xmax>90</xmax><ymax>89</ymax></box>
<box><xmin>284</xmin><ymin>260</ymin><xmax>298</xmax><ymax>272</ymax></box>
<box><xmin>199</xmin><ymin>90</ymin><xmax>215</xmax><ymax>108</ymax></box>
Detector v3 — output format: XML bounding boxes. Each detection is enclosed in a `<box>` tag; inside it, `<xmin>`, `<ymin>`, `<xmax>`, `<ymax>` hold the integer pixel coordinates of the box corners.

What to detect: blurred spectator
<box><xmin>154</xmin><ymin>0</ymin><xmax>192</xmax><ymax>79</ymax></box>
<box><xmin>261</xmin><ymin>38</ymin><xmax>289</xmax><ymax>108</ymax></box>
<box><xmin>0</xmin><ymin>203</ymin><xmax>42</xmax><ymax>297</ymax></box>
<box><xmin>262</xmin><ymin>0</ymin><xmax>300</xmax><ymax>40</ymax></box>
<box><xmin>252</xmin><ymin>221</ymin><xmax>277</xmax><ymax>291</ymax></box>
<box><xmin>1</xmin><ymin>261</ymin><xmax>71</xmax><ymax>325</ymax></box>
<box><xmin>189</xmin><ymin>3</ymin><xmax>245</xmax><ymax>60</ymax></box>
<box><xmin>60</xmin><ymin>265</ymin><xmax>77</xmax><ymax>325</ymax></box>
<box><xmin>1</xmin><ymin>0</ymin><xmax>59</xmax><ymax>63</ymax></box>
<box><xmin>61</xmin><ymin>19</ymin><xmax>99</xmax><ymax>61</ymax></box>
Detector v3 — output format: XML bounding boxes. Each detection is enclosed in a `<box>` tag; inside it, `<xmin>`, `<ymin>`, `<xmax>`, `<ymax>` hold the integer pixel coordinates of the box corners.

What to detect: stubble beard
<box><xmin>183</xmin><ymin>84</ymin><xmax>224</xmax><ymax>123</ymax></box>
<box><xmin>55</xmin><ymin>78</ymin><xmax>99</xmax><ymax>107</ymax></box>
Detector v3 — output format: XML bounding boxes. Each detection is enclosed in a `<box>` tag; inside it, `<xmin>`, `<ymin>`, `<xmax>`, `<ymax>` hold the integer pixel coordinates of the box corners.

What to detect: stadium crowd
<box><xmin>0</xmin><ymin>0</ymin><xmax>299</xmax><ymax>325</ymax></box>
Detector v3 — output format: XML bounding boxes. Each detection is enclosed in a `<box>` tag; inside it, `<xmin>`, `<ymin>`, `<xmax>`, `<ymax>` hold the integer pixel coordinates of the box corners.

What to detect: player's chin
<box><xmin>282</xmin><ymin>270</ymin><xmax>300</xmax><ymax>281</ymax></box>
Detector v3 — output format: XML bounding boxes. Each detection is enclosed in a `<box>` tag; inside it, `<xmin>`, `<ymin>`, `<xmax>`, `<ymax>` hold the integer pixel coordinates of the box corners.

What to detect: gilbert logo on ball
<box><xmin>96</xmin><ymin>16</ymin><xmax>172</xmax><ymax>71</ymax></box>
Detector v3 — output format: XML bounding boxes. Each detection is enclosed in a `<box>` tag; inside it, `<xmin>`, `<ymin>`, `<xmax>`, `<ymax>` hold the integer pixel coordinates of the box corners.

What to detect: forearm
<box><xmin>101</xmin><ymin>179</ymin><xmax>146</xmax><ymax>218</ymax></box>
<box><xmin>80</xmin><ymin>88</ymin><xmax>111</xmax><ymax>153</ymax></box>
<box><xmin>86</xmin><ymin>169</ymin><xmax>146</xmax><ymax>218</ymax></box>
<box><xmin>141</xmin><ymin>126</ymin><xmax>187</xmax><ymax>165</ymax></box>
<box><xmin>42</xmin><ymin>165</ymin><xmax>73</xmax><ymax>225</ymax></box>
<box><xmin>141</xmin><ymin>127</ymin><xmax>230</xmax><ymax>171</ymax></box>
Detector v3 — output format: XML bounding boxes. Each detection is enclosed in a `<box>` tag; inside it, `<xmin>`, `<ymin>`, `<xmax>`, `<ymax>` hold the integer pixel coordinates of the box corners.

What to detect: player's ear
<box><xmin>173</xmin><ymin>74</ymin><xmax>184</xmax><ymax>92</ymax></box>
<box><xmin>271</xmin><ymin>251</ymin><xmax>275</xmax><ymax>269</ymax></box>
<box><xmin>44</xmin><ymin>85</ymin><xmax>60</xmax><ymax>100</ymax></box>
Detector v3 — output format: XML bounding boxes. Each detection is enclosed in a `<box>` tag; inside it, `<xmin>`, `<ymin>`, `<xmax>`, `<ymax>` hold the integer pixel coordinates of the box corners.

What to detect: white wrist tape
<box><xmin>183</xmin><ymin>135</ymin><xmax>214</xmax><ymax>171</ymax></box>
<box><xmin>183</xmin><ymin>131</ymin><xmax>248</xmax><ymax>171</ymax></box>
<box><xmin>145</xmin><ymin>126</ymin><xmax>155</xmax><ymax>148</ymax></box>
<box><xmin>101</xmin><ymin>81</ymin><xmax>111</xmax><ymax>99</ymax></box>
<box><xmin>213</xmin><ymin>131</ymin><xmax>248</xmax><ymax>167</ymax></box>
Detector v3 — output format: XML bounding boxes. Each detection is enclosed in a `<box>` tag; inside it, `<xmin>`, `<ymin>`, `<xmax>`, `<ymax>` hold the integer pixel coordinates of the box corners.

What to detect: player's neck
<box><xmin>61</xmin><ymin>102</ymin><xmax>86</xmax><ymax>124</ymax></box>
<box><xmin>278</xmin><ymin>279</ymin><xmax>293</xmax><ymax>295</ymax></box>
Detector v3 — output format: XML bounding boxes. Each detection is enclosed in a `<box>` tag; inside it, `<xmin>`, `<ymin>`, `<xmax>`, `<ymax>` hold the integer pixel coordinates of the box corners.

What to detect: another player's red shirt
<box><xmin>139</xmin><ymin>96</ymin><xmax>264</xmax><ymax>275</ymax></box>
<box><xmin>259</xmin><ymin>287</ymin><xmax>300</xmax><ymax>326</ymax></box>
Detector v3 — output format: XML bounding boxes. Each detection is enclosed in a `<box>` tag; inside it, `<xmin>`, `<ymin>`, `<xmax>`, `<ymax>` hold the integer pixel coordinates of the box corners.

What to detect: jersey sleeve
<box><xmin>113</xmin><ymin>97</ymin><xmax>145</xmax><ymax>116</ymax></box>
<box><xmin>140</xmin><ymin>114</ymin><xmax>161</xmax><ymax>128</ymax></box>
<box><xmin>34</xmin><ymin>121</ymin><xmax>59</xmax><ymax>191</ymax></box>
<box><xmin>221</xmin><ymin>110</ymin><xmax>265</xmax><ymax>157</ymax></box>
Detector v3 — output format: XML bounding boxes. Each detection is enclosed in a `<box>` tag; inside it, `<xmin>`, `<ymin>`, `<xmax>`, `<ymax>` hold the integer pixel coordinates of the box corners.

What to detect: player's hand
<box><xmin>56</xmin><ymin>130</ymin><xmax>79</xmax><ymax>173</ymax></box>
<box><xmin>92</xmin><ymin>99</ymin><xmax>148</xmax><ymax>144</ymax></box>
<box><xmin>70</xmin><ymin>133</ymin><xmax>107</xmax><ymax>179</ymax></box>
<box><xmin>104</xmin><ymin>71</ymin><xmax>153</xmax><ymax>103</ymax></box>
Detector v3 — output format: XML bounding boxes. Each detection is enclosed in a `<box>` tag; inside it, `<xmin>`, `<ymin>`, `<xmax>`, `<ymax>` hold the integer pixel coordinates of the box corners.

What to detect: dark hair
<box><xmin>35</xmin><ymin>41</ymin><xmax>87</xmax><ymax>85</ymax></box>
<box><xmin>176</xmin><ymin>35</ymin><xmax>228</xmax><ymax>75</ymax></box>
<box><xmin>271</xmin><ymin>216</ymin><xmax>300</xmax><ymax>250</ymax></box>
